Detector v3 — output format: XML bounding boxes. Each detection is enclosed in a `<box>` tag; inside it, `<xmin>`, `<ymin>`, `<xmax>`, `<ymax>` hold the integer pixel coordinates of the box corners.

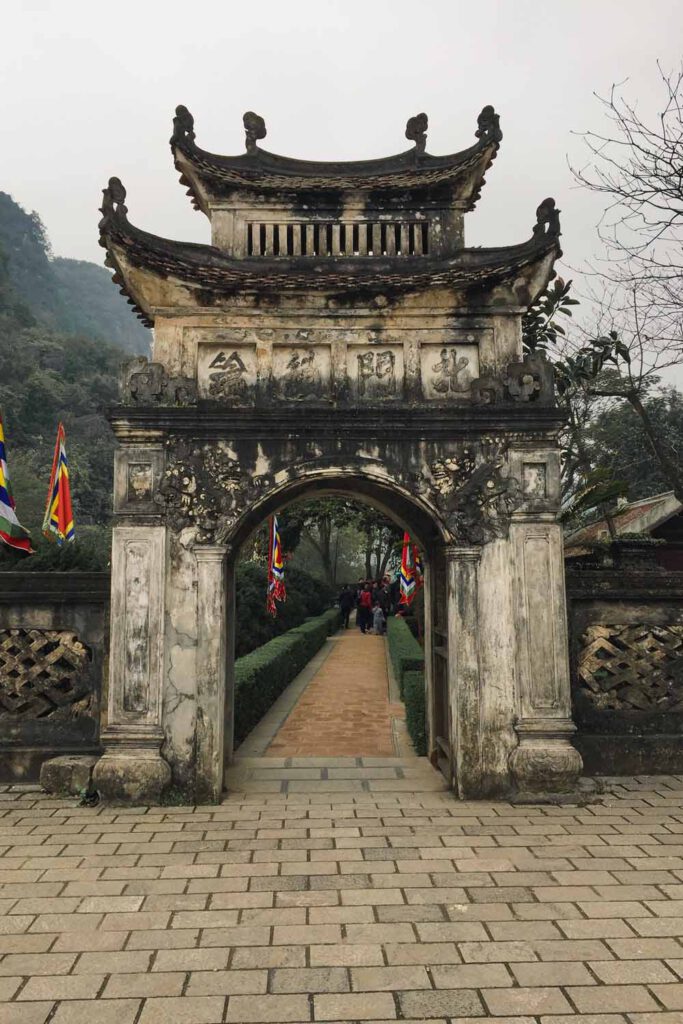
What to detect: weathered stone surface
<box><xmin>93</xmin><ymin>748</ymin><xmax>171</xmax><ymax>805</ymax></box>
<box><xmin>40</xmin><ymin>754</ymin><xmax>98</xmax><ymax>796</ymax></box>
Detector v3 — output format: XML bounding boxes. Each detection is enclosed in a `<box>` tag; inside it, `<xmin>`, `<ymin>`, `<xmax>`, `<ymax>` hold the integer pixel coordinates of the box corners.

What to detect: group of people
<box><xmin>338</xmin><ymin>576</ymin><xmax>401</xmax><ymax>635</ymax></box>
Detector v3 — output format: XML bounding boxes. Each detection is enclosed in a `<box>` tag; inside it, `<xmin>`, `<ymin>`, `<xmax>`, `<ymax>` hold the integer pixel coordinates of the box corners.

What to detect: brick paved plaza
<box><xmin>1</xmin><ymin>767</ymin><xmax>683</xmax><ymax>1024</ymax></box>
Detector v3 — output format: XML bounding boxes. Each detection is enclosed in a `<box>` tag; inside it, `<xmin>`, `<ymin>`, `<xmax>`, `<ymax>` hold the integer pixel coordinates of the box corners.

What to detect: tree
<box><xmin>571</xmin><ymin>64</ymin><xmax>683</xmax><ymax>360</ymax></box>
<box><xmin>586</xmin><ymin>388</ymin><xmax>683</xmax><ymax>500</ymax></box>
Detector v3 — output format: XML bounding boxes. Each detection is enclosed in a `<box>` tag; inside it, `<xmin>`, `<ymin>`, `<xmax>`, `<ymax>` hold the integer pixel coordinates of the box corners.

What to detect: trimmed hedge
<box><xmin>403</xmin><ymin>670</ymin><xmax>427</xmax><ymax>756</ymax></box>
<box><xmin>387</xmin><ymin>615</ymin><xmax>425</xmax><ymax>697</ymax></box>
<box><xmin>234</xmin><ymin>608</ymin><xmax>340</xmax><ymax>745</ymax></box>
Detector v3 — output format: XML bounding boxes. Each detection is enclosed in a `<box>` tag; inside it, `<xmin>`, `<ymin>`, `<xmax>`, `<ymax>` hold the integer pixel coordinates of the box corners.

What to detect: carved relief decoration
<box><xmin>162</xmin><ymin>434</ymin><xmax>522</xmax><ymax>547</ymax></box>
<box><xmin>578</xmin><ymin>624</ymin><xmax>683</xmax><ymax>712</ymax></box>
<box><xmin>121</xmin><ymin>357</ymin><xmax>197</xmax><ymax>406</ymax></box>
<box><xmin>160</xmin><ymin>438</ymin><xmax>274</xmax><ymax>543</ymax></box>
<box><xmin>0</xmin><ymin>629</ymin><xmax>94</xmax><ymax>721</ymax></box>
<box><xmin>423</xmin><ymin>439</ymin><xmax>523</xmax><ymax>545</ymax></box>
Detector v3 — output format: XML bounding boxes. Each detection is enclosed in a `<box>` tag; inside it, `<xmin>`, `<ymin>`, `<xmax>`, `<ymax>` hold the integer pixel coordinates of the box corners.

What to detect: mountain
<box><xmin>0</xmin><ymin>191</ymin><xmax>150</xmax><ymax>354</ymax></box>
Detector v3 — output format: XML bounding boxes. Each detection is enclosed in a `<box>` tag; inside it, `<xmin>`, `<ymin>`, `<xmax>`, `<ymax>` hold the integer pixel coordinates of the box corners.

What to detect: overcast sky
<box><xmin>4</xmin><ymin>0</ymin><xmax>683</xmax><ymax>307</ymax></box>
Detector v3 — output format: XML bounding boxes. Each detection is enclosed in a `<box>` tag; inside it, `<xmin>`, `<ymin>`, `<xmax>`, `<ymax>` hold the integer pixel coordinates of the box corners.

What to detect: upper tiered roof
<box><xmin>170</xmin><ymin>105</ymin><xmax>502</xmax><ymax>214</ymax></box>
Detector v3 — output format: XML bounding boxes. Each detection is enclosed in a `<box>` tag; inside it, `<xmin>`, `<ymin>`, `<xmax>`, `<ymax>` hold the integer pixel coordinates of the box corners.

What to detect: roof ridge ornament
<box><xmin>171</xmin><ymin>105</ymin><xmax>196</xmax><ymax>145</ymax></box>
<box><xmin>99</xmin><ymin>177</ymin><xmax>128</xmax><ymax>232</ymax></box>
<box><xmin>533</xmin><ymin>197</ymin><xmax>561</xmax><ymax>239</ymax></box>
<box><xmin>405</xmin><ymin>112</ymin><xmax>428</xmax><ymax>155</ymax></box>
<box><xmin>243</xmin><ymin>111</ymin><xmax>266</xmax><ymax>154</ymax></box>
<box><xmin>475</xmin><ymin>105</ymin><xmax>502</xmax><ymax>143</ymax></box>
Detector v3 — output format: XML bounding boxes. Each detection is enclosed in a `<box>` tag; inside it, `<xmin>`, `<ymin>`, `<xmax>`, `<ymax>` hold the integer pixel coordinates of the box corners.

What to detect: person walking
<box><xmin>357</xmin><ymin>582</ymin><xmax>373</xmax><ymax>634</ymax></box>
<box><xmin>372</xmin><ymin>600</ymin><xmax>386</xmax><ymax>635</ymax></box>
<box><xmin>338</xmin><ymin>585</ymin><xmax>355</xmax><ymax>629</ymax></box>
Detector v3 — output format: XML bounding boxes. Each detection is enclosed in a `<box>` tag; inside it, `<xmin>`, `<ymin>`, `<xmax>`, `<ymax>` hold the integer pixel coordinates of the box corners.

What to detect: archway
<box><xmin>94</xmin><ymin>103</ymin><xmax>584</xmax><ymax>805</ymax></box>
<box><xmin>202</xmin><ymin>469</ymin><xmax>450</xmax><ymax>801</ymax></box>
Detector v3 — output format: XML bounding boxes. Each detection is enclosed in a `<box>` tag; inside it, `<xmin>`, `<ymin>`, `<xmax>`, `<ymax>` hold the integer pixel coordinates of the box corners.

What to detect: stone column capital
<box><xmin>444</xmin><ymin>545</ymin><xmax>481</xmax><ymax>565</ymax></box>
<box><xmin>194</xmin><ymin>544</ymin><xmax>230</xmax><ymax>563</ymax></box>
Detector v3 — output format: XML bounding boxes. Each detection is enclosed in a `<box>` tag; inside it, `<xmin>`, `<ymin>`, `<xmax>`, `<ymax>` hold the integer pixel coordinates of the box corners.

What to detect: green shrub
<box><xmin>233</xmin><ymin>608</ymin><xmax>339</xmax><ymax>745</ymax></box>
<box><xmin>403</xmin><ymin>670</ymin><xmax>427</xmax><ymax>756</ymax></box>
<box><xmin>234</xmin><ymin>562</ymin><xmax>335</xmax><ymax>658</ymax></box>
<box><xmin>386</xmin><ymin>615</ymin><xmax>424</xmax><ymax>696</ymax></box>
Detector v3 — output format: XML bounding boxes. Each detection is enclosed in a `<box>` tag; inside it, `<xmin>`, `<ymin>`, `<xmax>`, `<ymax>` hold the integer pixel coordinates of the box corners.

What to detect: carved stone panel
<box><xmin>0</xmin><ymin>629</ymin><xmax>93</xmax><ymax>721</ymax></box>
<box><xmin>346</xmin><ymin>345</ymin><xmax>403</xmax><ymax>401</ymax></box>
<box><xmin>198</xmin><ymin>344</ymin><xmax>257</xmax><ymax>402</ymax></box>
<box><xmin>511</xmin><ymin>523</ymin><xmax>571</xmax><ymax>718</ymax></box>
<box><xmin>421</xmin><ymin>343</ymin><xmax>479</xmax><ymax>400</ymax></box>
<box><xmin>273</xmin><ymin>346</ymin><xmax>330</xmax><ymax>402</ymax></box>
<box><xmin>109</xmin><ymin>527</ymin><xmax>166</xmax><ymax>726</ymax></box>
<box><xmin>578</xmin><ymin>624</ymin><xmax>683</xmax><ymax>712</ymax></box>
<box><xmin>114</xmin><ymin>448</ymin><xmax>164</xmax><ymax>516</ymax></box>
<box><xmin>522</xmin><ymin>462</ymin><xmax>547</xmax><ymax>499</ymax></box>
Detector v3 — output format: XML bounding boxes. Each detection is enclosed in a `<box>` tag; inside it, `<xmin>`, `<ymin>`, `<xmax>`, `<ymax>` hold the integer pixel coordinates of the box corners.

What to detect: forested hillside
<box><xmin>0</xmin><ymin>198</ymin><xmax>127</xmax><ymax>567</ymax></box>
<box><xmin>0</xmin><ymin>192</ymin><xmax>150</xmax><ymax>354</ymax></box>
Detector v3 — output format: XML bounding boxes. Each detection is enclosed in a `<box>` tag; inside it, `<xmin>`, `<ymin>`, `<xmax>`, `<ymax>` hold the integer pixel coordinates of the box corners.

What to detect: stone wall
<box><xmin>567</xmin><ymin>568</ymin><xmax>683</xmax><ymax>774</ymax></box>
<box><xmin>0</xmin><ymin>573</ymin><xmax>109</xmax><ymax>781</ymax></box>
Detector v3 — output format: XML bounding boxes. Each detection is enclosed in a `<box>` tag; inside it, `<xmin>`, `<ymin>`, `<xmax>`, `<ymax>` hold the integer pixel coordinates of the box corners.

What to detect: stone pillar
<box><xmin>445</xmin><ymin>546</ymin><xmax>483</xmax><ymax>798</ymax></box>
<box><xmin>508</xmin><ymin>520</ymin><xmax>583</xmax><ymax>793</ymax></box>
<box><xmin>194</xmin><ymin>545</ymin><xmax>228</xmax><ymax>804</ymax></box>
<box><xmin>94</xmin><ymin>525</ymin><xmax>171</xmax><ymax>804</ymax></box>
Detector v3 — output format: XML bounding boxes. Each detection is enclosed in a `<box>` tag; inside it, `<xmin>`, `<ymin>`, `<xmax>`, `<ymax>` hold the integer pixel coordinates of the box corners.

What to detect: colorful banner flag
<box><xmin>42</xmin><ymin>423</ymin><xmax>75</xmax><ymax>545</ymax></box>
<box><xmin>266</xmin><ymin>514</ymin><xmax>286</xmax><ymax>615</ymax></box>
<box><xmin>0</xmin><ymin>410</ymin><xmax>34</xmax><ymax>555</ymax></box>
<box><xmin>399</xmin><ymin>531</ymin><xmax>423</xmax><ymax>606</ymax></box>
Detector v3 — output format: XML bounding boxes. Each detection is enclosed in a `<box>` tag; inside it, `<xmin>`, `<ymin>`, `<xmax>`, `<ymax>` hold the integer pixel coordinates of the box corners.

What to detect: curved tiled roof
<box><xmin>170</xmin><ymin>106</ymin><xmax>502</xmax><ymax>211</ymax></box>
<box><xmin>98</xmin><ymin>179</ymin><xmax>561</xmax><ymax>328</ymax></box>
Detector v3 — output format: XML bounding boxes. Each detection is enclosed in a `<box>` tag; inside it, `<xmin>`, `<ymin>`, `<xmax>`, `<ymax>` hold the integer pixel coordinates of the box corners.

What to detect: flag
<box><xmin>0</xmin><ymin>410</ymin><xmax>34</xmax><ymax>555</ymax></box>
<box><xmin>43</xmin><ymin>423</ymin><xmax>75</xmax><ymax>545</ymax></box>
<box><xmin>266</xmin><ymin>514</ymin><xmax>286</xmax><ymax>615</ymax></box>
<box><xmin>399</xmin><ymin>531</ymin><xmax>423</xmax><ymax>606</ymax></box>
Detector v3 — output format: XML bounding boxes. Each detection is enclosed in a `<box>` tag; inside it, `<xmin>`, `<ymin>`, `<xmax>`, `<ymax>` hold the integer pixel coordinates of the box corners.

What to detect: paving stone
<box><xmin>0</xmin><ymin>1006</ymin><xmax>56</xmax><ymax>1024</ymax></box>
<box><xmin>511</xmin><ymin>961</ymin><xmax>596</xmax><ymax>986</ymax></box>
<box><xmin>138</xmin><ymin>995</ymin><xmax>227</xmax><ymax>1024</ymax></box>
<box><xmin>314</xmin><ymin>991</ymin><xmax>397</xmax><ymax>1020</ymax></box>
<box><xmin>104</xmin><ymin>971</ymin><xmax>186</xmax><ymax>997</ymax></box>
<box><xmin>271</xmin><ymin>967</ymin><xmax>350</xmax><ymax>993</ymax></box>
<box><xmin>431</xmin><ymin>962</ymin><xmax>513</xmax><ymax>987</ymax></box>
<box><xmin>483</xmin><ymin>986</ymin><xmax>573</xmax><ymax>1015</ymax></box>
<box><xmin>310</xmin><ymin>943</ymin><xmax>384</xmax><ymax>967</ymax></box>
<box><xmin>589</xmin><ymin>958</ymin><xmax>678</xmax><ymax>984</ymax></box>
<box><xmin>397</xmin><ymin>988</ymin><xmax>484</xmax><ymax>1017</ymax></box>
<box><xmin>567</xmin><ymin>985</ymin><xmax>661</xmax><ymax>1012</ymax></box>
<box><xmin>186</xmin><ymin>969</ymin><xmax>268</xmax><ymax>995</ymax></box>
<box><xmin>50</xmin><ymin>1001</ymin><xmax>141</xmax><ymax>1024</ymax></box>
<box><xmin>18</xmin><ymin>973</ymin><xmax>105</xmax><ymax>1000</ymax></box>
<box><xmin>225</xmin><ymin>993</ymin><xmax>310</xmax><ymax>1021</ymax></box>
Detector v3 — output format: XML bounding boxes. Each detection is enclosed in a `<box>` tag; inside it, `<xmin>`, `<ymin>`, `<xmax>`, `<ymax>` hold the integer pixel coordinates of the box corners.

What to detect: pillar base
<box><xmin>93</xmin><ymin>730</ymin><xmax>170</xmax><ymax>805</ymax></box>
<box><xmin>509</xmin><ymin>719</ymin><xmax>583</xmax><ymax>794</ymax></box>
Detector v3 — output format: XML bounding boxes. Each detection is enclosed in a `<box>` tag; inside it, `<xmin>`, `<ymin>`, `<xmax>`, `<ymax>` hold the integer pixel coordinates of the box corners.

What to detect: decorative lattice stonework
<box><xmin>0</xmin><ymin>629</ymin><xmax>93</xmax><ymax>721</ymax></box>
<box><xmin>578</xmin><ymin>624</ymin><xmax>683</xmax><ymax>712</ymax></box>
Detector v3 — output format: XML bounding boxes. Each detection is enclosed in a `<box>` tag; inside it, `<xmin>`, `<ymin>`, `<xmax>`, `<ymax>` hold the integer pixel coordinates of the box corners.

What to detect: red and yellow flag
<box><xmin>42</xmin><ymin>423</ymin><xmax>75</xmax><ymax>545</ymax></box>
<box><xmin>266</xmin><ymin>514</ymin><xmax>286</xmax><ymax>616</ymax></box>
<box><xmin>399</xmin><ymin>531</ymin><xmax>423</xmax><ymax>606</ymax></box>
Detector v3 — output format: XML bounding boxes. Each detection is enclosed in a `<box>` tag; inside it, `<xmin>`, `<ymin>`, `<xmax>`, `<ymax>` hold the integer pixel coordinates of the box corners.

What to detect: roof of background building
<box><xmin>565</xmin><ymin>491</ymin><xmax>682</xmax><ymax>555</ymax></box>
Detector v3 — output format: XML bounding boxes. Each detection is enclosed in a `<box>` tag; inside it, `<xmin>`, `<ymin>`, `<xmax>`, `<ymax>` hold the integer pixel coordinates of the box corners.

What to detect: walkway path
<box><xmin>1</xmin><ymin>774</ymin><xmax>682</xmax><ymax>1024</ymax></box>
<box><xmin>265</xmin><ymin>630</ymin><xmax>405</xmax><ymax>758</ymax></box>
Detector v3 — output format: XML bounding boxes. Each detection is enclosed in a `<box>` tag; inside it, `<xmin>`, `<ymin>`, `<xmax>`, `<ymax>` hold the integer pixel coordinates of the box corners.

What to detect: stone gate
<box><xmin>94</xmin><ymin>105</ymin><xmax>582</xmax><ymax>803</ymax></box>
